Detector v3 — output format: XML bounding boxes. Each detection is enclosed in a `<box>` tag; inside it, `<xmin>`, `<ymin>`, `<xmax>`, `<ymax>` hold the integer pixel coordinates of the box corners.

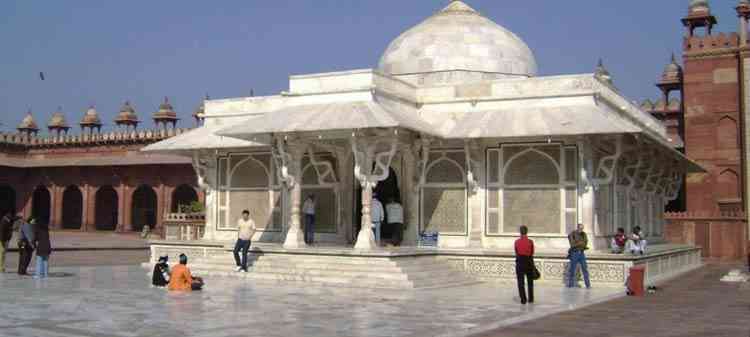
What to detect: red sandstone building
<box><xmin>643</xmin><ymin>0</ymin><xmax>750</xmax><ymax>260</ymax></box>
<box><xmin>0</xmin><ymin>99</ymin><xmax>205</xmax><ymax>233</ymax></box>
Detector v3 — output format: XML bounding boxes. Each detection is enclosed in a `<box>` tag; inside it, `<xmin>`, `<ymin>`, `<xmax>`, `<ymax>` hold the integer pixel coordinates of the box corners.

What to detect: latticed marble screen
<box><xmin>488</xmin><ymin>144</ymin><xmax>577</xmax><ymax>235</ymax></box>
<box><xmin>228</xmin><ymin>190</ymin><xmax>272</xmax><ymax>229</ymax></box>
<box><xmin>422</xmin><ymin>187</ymin><xmax>467</xmax><ymax>234</ymax></box>
<box><xmin>503</xmin><ymin>188</ymin><xmax>560</xmax><ymax>234</ymax></box>
<box><xmin>301</xmin><ymin>188</ymin><xmax>337</xmax><ymax>233</ymax></box>
<box><xmin>216</xmin><ymin>153</ymin><xmax>280</xmax><ymax>231</ymax></box>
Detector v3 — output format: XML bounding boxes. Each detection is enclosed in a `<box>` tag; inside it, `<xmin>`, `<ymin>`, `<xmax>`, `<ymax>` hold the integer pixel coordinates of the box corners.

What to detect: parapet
<box><xmin>0</xmin><ymin>128</ymin><xmax>194</xmax><ymax>149</ymax></box>
<box><xmin>683</xmin><ymin>32</ymin><xmax>741</xmax><ymax>53</ymax></box>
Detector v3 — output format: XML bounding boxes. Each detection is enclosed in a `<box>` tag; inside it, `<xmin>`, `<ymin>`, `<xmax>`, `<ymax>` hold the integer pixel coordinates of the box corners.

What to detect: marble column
<box><xmin>282</xmin><ymin>145</ymin><xmax>306</xmax><ymax>249</ymax></box>
<box><xmin>354</xmin><ymin>181</ymin><xmax>376</xmax><ymax>249</ymax></box>
<box><xmin>81</xmin><ymin>184</ymin><xmax>91</xmax><ymax>232</ymax></box>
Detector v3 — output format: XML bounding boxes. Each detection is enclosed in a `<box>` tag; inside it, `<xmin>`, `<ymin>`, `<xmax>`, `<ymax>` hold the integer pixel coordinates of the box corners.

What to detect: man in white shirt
<box><xmin>302</xmin><ymin>195</ymin><xmax>316</xmax><ymax>245</ymax></box>
<box><xmin>371</xmin><ymin>193</ymin><xmax>385</xmax><ymax>245</ymax></box>
<box><xmin>233</xmin><ymin>210</ymin><xmax>256</xmax><ymax>272</ymax></box>
<box><xmin>385</xmin><ymin>198</ymin><xmax>404</xmax><ymax>246</ymax></box>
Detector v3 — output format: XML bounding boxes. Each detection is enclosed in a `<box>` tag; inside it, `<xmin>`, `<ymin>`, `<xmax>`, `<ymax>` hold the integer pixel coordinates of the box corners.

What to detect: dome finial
<box><xmin>595</xmin><ymin>58</ymin><xmax>613</xmax><ymax>85</ymax></box>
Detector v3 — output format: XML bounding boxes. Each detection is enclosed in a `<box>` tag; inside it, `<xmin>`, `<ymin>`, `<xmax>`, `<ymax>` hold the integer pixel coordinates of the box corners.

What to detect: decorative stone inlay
<box><xmin>465</xmin><ymin>259</ymin><xmax>515</xmax><ymax>279</ymax></box>
<box><xmin>542</xmin><ymin>261</ymin><xmax>567</xmax><ymax>280</ymax></box>
<box><xmin>587</xmin><ymin>263</ymin><xmax>627</xmax><ymax>282</ymax></box>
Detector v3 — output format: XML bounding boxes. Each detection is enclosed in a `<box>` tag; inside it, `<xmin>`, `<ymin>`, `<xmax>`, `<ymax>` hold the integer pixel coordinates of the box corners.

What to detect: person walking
<box><xmin>514</xmin><ymin>225</ymin><xmax>535</xmax><ymax>304</ymax></box>
<box><xmin>17</xmin><ymin>217</ymin><xmax>36</xmax><ymax>275</ymax></box>
<box><xmin>567</xmin><ymin>223</ymin><xmax>591</xmax><ymax>289</ymax></box>
<box><xmin>385</xmin><ymin>198</ymin><xmax>404</xmax><ymax>246</ymax></box>
<box><xmin>0</xmin><ymin>212</ymin><xmax>14</xmax><ymax>273</ymax></box>
<box><xmin>302</xmin><ymin>195</ymin><xmax>316</xmax><ymax>245</ymax></box>
<box><xmin>33</xmin><ymin>221</ymin><xmax>51</xmax><ymax>279</ymax></box>
<box><xmin>233</xmin><ymin>210</ymin><xmax>256</xmax><ymax>272</ymax></box>
<box><xmin>370</xmin><ymin>193</ymin><xmax>385</xmax><ymax>246</ymax></box>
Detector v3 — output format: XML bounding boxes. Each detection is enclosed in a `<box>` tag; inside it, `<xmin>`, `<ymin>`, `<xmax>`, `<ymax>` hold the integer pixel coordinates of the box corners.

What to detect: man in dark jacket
<box><xmin>0</xmin><ymin>212</ymin><xmax>14</xmax><ymax>273</ymax></box>
<box><xmin>34</xmin><ymin>221</ymin><xmax>51</xmax><ymax>279</ymax></box>
<box><xmin>17</xmin><ymin>217</ymin><xmax>36</xmax><ymax>275</ymax></box>
<box><xmin>567</xmin><ymin>223</ymin><xmax>591</xmax><ymax>288</ymax></box>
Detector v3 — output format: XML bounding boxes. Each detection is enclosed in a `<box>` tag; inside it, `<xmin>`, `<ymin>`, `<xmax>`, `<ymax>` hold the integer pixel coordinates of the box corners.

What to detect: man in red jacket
<box><xmin>514</xmin><ymin>225</ymin><xmax>535</xmax><ymax>304</ymax></box>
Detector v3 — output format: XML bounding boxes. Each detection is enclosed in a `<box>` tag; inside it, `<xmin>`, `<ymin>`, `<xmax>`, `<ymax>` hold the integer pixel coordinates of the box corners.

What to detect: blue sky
<box><xmin>0</xmin><ymin>1</ymin><xmax>743</xmax><ymax>132</ymax></box>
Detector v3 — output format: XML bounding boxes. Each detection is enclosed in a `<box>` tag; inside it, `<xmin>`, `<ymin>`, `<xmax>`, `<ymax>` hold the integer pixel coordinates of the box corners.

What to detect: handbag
<box><xmin>531</xmin><ymin>265</ymin><xmax>541</xmax><ymax>280</ymax></box>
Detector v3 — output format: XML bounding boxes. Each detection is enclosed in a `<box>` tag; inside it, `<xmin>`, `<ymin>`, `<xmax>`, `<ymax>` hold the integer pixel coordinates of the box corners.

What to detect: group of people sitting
<box><xmin>610</xmin><ymin>226</ymin><xmax>648</xmax><ymax>255</ymax></box>
<box><xmin>151</xmin><ymin>254</ymin><xmax>204</xmax><ymax>291</ymax></box>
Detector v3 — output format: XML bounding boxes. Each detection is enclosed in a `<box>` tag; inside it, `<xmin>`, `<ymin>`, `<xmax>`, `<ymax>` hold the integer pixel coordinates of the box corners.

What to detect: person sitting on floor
<box><xmin>152</xmin><ymin>255</ymin><xmax>171</xmax><ymax>287</ymax></box>
<box><xmin>610</xmin><ymin>227</ymin><xmax>627</xmax><ymax>254</ymax></box>
<box><xmin>625</xmin><ymin>226</ymin><xmax>648</xmax><ymax>255</ymax></box>
<box><xmin>168</xmin><ymin>254</ymin><xmax>204</xmax><ymax>291</ymax></box>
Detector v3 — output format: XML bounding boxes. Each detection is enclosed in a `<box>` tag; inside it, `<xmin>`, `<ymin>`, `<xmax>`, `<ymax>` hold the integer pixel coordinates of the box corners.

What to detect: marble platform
<box><xmin>149</xmin><ymin>241</ymin><xmax>703</xmax><ymax>288</ymax></box>
<box><xmin>0</xmin><ymin>265</ymin><xmax>623</xmax><ymax>337</ymax></box>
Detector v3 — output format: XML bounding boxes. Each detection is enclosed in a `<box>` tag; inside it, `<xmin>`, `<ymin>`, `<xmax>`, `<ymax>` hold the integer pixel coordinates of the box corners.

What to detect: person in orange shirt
<box><xmin>168</xmin><ymin>254</ymin><xmax>204</xmax><ymax>291</ymax></box>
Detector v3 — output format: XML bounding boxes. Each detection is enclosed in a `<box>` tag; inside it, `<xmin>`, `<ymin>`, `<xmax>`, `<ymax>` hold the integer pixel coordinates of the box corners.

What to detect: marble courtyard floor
<box><xmin>0</xmin><ymin>264</ymin><xmax>622</xmax><ymax>337</ymax></box>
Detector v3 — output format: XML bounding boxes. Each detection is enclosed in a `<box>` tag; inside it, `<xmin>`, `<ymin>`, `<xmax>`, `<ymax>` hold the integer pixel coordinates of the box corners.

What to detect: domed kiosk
<box><xmin>145</xmin><ymin>1</ymin><xmax>704</xmax><ymax>290</ymax></box>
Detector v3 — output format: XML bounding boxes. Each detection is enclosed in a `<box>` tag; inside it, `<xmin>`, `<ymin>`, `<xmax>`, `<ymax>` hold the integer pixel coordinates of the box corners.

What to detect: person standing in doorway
<box><xmin>514</xmin><ymin>225</ymin><xmax>535</xmax><ymax>304</ymax></box>
<box><xmin>33</xmin><ymin>221</ymin><xmax>51</xmax><ymax>279</ymax></box>
<box><xmin>371</xmin><ymin>193</ymin><xmax>385</xmax><ymax>246</ymax></box>
<box><xmin>385</xmin><ymin>198</ymin><xmax>404</xmax><ymax>246</ymax></box>
<box><xmin>17</xmin><ymin>217</ymin><xmax>36</xmax><ymax>275</ymax></box>
<box><xmin>0</xmin><ymin>212</ymin><xmax>14</xmax><ymax>273</ymax></box>
<box><xmin>233</xmin><ymin>210</ymin><xmax>255</xmax><ymax>272</ymax></box>
<box><xmin>303</xmin><ymin>195</ymin><xmax>316</xmax><ymax>245</ymax></box>
<box><xmin>567</xmin><ymin>223</ymin><xmax>591</xmax><ymax>289</ymax></box>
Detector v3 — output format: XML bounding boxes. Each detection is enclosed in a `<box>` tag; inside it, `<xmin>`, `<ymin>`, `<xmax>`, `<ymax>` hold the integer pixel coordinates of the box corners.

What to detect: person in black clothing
<box><xmin>34</xmin><ymin>221</ymin><xmax>51</xmax><ymax>279</ymax></box>
<box><xmin>152</xmin><ymin>255</ymin><xmax>171</xmax><ymax>287</ymax></box>
<box><xmin>0</xmin><ymin>212</ymin><xmax>15</xmax><ymax>273</ymax></box>
<box><xmin>17</xmin><ymin>217</ymin><xmax>36</xmax><ymax>275</ymax></box>
<box><xmin>514</xmin><ymin>225</ymin><xmax>535</xmax><ymax>304</ymax></box>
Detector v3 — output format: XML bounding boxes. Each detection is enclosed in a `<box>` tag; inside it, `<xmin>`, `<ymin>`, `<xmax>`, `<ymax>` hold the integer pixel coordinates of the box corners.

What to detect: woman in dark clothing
<box><xmin>17</xmin><ymin>217</ymin><xmax>36</xmax><ymax>275</ymax></box>
<box><xmin>152</xmin><ymin>256</ymin><xmax>171</xmax><ymax>287</ymax></box>
<box><xmin>33</xmin><ymin>220</ymin><xmax>51</xmax><ymax>279</ymax></box>
<box><xmin>514</xmin><ymin>225</ymin><xmax>535</xmax><ymax>304</ymax></box>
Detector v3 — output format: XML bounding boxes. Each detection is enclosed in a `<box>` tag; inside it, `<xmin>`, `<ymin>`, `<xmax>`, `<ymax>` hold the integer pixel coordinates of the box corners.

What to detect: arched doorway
<box><xmin>62</xmin><ymin>186</ymin><xmax>83</xmax><ymax>229</ymax></box>
<box><xmin>95</xmin><ymin>186</ymin><xmax>118</xmax><ymax>231</ymax></box>
<box><xmin>171</xmin><ymin>184</ymin><xmax>199</xmax><ymax>212</ymax></box>
<box><xmin>132</xmin><ymin>185</ymin><xmax>157</xmax><ymax>232</ymax></box>
<box><xmin>32</xmin><ymin>186</ymin><xmax>51</xmax><ymax>225</ymax></box>
<box><xmin>0</xmin><ymin>185</ymin><xmax>15</xmax><ymax>217</ymax></box>
<box><xmin>354</xmin><ymin>167</ymin><xmax>401</xmax><ymax>243</ymax></box>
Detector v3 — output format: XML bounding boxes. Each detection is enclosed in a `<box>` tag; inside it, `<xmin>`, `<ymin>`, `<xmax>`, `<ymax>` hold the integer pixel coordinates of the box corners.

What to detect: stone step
<box><xmin>202</xmin><ymin>254</ymin><xmax>409</xmax><ymax>266</ymax></box>
<box><xmin>190</xmin><ymin>268</ymin><xmax>416</xmax><ymax>289</ymax></box>
<box><xmin>193</xmin><ymin>259</ymin><xmax>449</xmax><ymax>275</ymax></box>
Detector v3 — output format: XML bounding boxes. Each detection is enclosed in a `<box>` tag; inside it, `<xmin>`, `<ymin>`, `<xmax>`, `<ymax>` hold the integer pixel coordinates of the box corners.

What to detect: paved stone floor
<box><xmin>0</xmin><ymin>264</ymin><xmax>621</xmax><ymax>337</ymax></box>
<box><xmin>471</xmin><ymin>262</ymin><xmax>750</xmax><ymax>337</ymax></box>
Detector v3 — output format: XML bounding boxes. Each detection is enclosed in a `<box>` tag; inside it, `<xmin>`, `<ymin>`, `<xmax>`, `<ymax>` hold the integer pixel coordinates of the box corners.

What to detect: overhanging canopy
<box><xmin>216</xmin><ymin>101</ymin><xmax>440</xmax><ymax>139</ymax></box>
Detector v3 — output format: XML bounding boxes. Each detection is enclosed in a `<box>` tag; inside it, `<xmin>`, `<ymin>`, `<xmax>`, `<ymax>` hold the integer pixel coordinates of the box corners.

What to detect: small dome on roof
<box><xmin>660</xmin><ymin>54</ymin><xmax>683</xmax><ymax>84</ymax></box>
<box><xmin>640</xmin><ymin>99</ymin><xmax>654</xmax><ymax>111</ymax></box>
<box><xmin>80</xmin><ymin>105</ymin><xmax>102</xmax><ymax>126</ymax></box>
<box><xmin>193</xmin><ymin>95</ymin><xmax>209</xmax><ymax>119</ymax></box>
<box><xmin>153</xmin><ymin>96</ymin><xmax>178</xmax><ymax>121</ymax></box>
<box><xmin>17</xmin><ymin>109</ymin><xmax>39</xmax><ymax>131</ymax></box>
<box><xmin>48</xmin><ymin>107</ymin><xmax>70</xmax><ymax>129</ymax></box>
<box><xmin>115</xmin><ymin>101</ymin><xmax>139</xmax><ymax>125</ymax></box>
<box><xmin>689</xmin><ymin>0</ymin><xmax>710</xmax><ymax>14</ymax></box>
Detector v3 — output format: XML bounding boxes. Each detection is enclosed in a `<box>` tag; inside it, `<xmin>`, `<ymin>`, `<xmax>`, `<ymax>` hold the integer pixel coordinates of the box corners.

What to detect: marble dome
<box><xmin>689</xmin><ymin>0</ymin><xmax>710</xmax><ymax>14</ymax></box>
<box><xmin>377</xmin><ymin>1</ymin><xmax>537</xmax><ymax>83</ymax></box>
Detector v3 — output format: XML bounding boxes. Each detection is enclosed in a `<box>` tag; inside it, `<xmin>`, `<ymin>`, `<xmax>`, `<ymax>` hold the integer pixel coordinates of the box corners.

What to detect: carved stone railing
<box><xmin>163</xmin><ymin>213</ymin><xmax>206</xmax><ymax>241</ymax></box>
<box><xmin>0</xmin><ymin>128</ymin><xmax>194</xmax><ymax>148</ymax></box>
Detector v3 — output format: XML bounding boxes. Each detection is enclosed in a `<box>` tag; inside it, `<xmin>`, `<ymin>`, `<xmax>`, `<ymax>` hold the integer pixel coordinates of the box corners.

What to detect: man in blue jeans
<box><xmin>233</xmin><ymin>210</ymin><xmax>256</xmax><ymax>272</ymax></box>
<box><xmin>567</xmin><ymin>223</ymin><xmax>591</xmax><ymax>288</ymax></box>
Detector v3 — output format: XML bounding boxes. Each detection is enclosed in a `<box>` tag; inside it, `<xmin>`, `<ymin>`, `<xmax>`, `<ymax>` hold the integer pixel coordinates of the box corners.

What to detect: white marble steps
<box><xmin>182</xmin><ymin>253</ymin><xmax>478</xmax><ymax>289</ymax></box>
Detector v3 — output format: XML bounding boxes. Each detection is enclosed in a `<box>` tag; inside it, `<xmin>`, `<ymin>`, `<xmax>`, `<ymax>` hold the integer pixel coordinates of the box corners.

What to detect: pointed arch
<box><xmin>62</xmin><ymin>185</ymin><xmax>83</xmax><ymax>229</ymax></box>
<box><xmin>717</xmin><ymin>169</ymin><xmax>740</xmax><ymax>200</ymax></box>
<box><xmin>717</xmin><ymin>116</ymin><xmax>739</xmax><ymax>149</ymax></box>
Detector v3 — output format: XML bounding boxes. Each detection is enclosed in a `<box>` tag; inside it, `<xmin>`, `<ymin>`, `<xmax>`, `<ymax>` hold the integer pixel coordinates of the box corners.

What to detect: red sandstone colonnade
<box><xmin>0</xmin><ymin>165</ymin><xmax>202</xmax><ymax>235</ymax></box>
